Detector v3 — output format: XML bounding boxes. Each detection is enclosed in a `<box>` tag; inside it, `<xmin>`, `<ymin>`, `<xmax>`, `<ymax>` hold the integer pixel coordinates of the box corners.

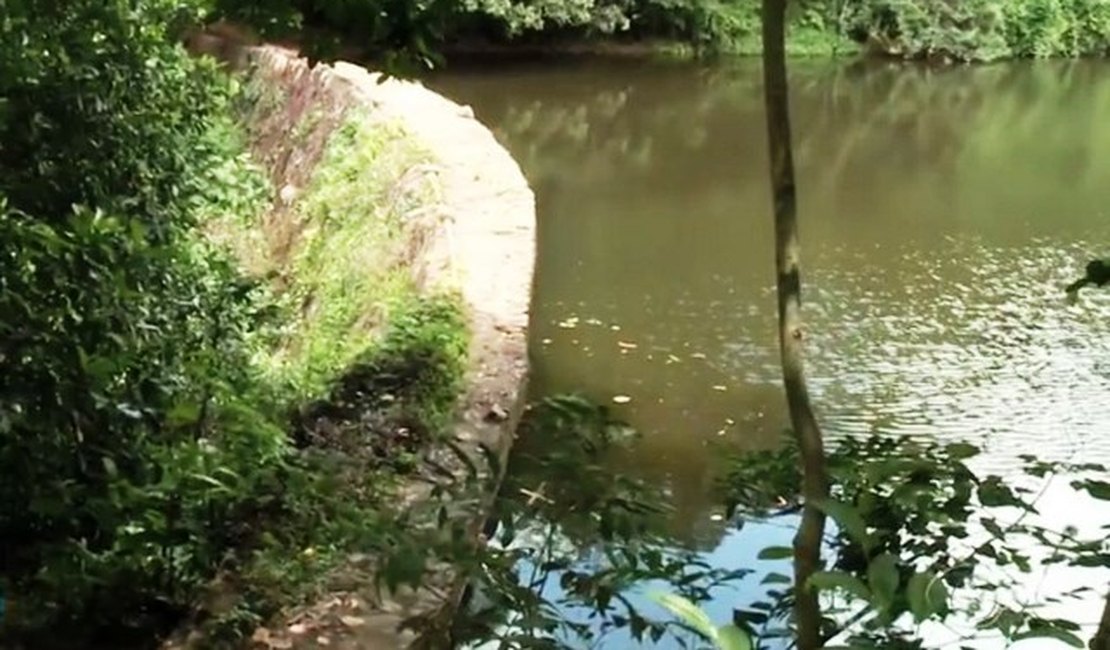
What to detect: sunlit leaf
<box><xmin>867</xmin><ymin>553</ymin><xmax>899</xmax><ymax>610</ymax></box>
<box><xmin>1013</xmin><ymin>627</ymin><xmax>1084</xmax><ymax>647</ymax></box>
<box><xmin>926</xmin><ymin>574</ymin><xmax>949</xmax><ymax>616</ymax></box>
<box><xmin>757</xmin><ymin>546</ymin><xmax>793</xmax><ymax>560</ymax></box>
<box><xmin>650</xmin><ymin>592</ymin><xmax>716</xmax><ymax>641</ymax></box>
<box><xmin>907</xmin><ymin>571</ymin><xmax>940</xmax><ymax>622</ymax></box>
<box><xmin>716</xmin><ymin>624</ymin><xmax>753</xmax><ymax>650</ymax></box>
<box><xmin>816</xmin><ymin>498</ymin><xmax>872</xmax><ymax>552</ymax></box>
<box><xmin>808</xmin><ymin>571</ymin><xmax>870</xmax><ymax>601</ymax></box>
<box><xmin>760</xmin><ymin>572</ymin><xmax>791</xmax><ymax>584</ymax></box>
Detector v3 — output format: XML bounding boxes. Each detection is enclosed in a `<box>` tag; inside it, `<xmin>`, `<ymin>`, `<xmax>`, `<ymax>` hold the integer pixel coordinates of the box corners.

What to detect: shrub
<box><xmin>0</xmin><ymin>0</ymin><xmax>284</xmax><ymax>642</ymax></box>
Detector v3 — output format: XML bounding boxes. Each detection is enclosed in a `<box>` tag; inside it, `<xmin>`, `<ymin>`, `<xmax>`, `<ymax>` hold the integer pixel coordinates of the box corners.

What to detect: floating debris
<box><xmin>610</xmin><ymin>324</ymin><xmax>622</xmax><ymax>331</ymax></box>
<box><xmin>557</xmin><ymin>317</ymin><xmax>580</xmax><ymax>329</ymax></box>
<box><xmin>617</xmin><ymin>341</ymin><xmax>638</xmax><ymax>349</ymax></box>
<box><xmin>725</xmin><ymin>417</ymin><xmax>736</xmax><ymax>426</ymax></box>
<box><xmin>712</xmin><ymin>385</ymin><xmax>728</xmax><ymax>392</ymax></box>
<box><xmin>541</xmin><ymin>338</ymin><xmax>552</xmax><ymax>345</ymax></box>
<box><xmin>710</xmin><ymin>513</ymin><xmax>725</xmax><ymax>522</ymax></box>
<box><xmin>612</xmin><ymin>395</ymin><xmax>632</xmax><ymax>404</ymax></box>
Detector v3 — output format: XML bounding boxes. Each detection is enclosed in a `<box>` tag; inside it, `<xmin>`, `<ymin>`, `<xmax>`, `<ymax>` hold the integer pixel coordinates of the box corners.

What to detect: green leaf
<box><xmin>946</xmin><ymin>442</ymin><xmax>980</xmax><ymax>460</ymax></box>
<box><xmin>189</xmin><ymin>473</ymin><xmax>231</xmax><ymax>492</ymax></box>
<box><xmin>1013</xmin><ymin>627</ymin><xmax>1084</xmax><ymax>648</ymax></box>
<box><xmin>978</xmin><ymin>476</ymin><xmax>1023</xmax><ymax>508</ymax></box>
<box><xmin>760</xmin><ymin>572</ymin><xmax>791</xmax><ymax>584</ymax></box>
<box><xmin>867</xmin><ymin>553</ymin><xmax>900</xmax><ymax>610</ymax></box>
<box><xmin>650</xmin><ymin>592</ymin><xmax>717</xmax><ymax>641</ymax></box>
<box><xmin>808</xmin><ymin>570</ymin><xmax>871</xmax><ymax>601</ymax></box>
<box><xmin>907</xmin><ymin>572</ymin><xmax>937</xmax><ymax>622</ymax></box>
<box><xmin>166</xmin><ymin>401</ymin><xmax>202</xmax><ymax>427</ymax></box>
<box><xmin>1078</xmin><ymin>480</ymin><xmax>1110</xmax><ymax>501</ymax></box>
<box><xmin>926</xmin><ymin>574</ymin><xmax>949</xmax><ymax>616</ymax></box>
<box><xmin>101</xmin><ymin>456</ymin><xmax>118</xmax><ymax>478</ymax></box>
<box><xmin>816</xmin><ymin>498</ymin><xmax>872</xmax><ymax>552</ymax></box>
<box><xmin>716</xmin><ymin>624</ymin><xmax>753</xmax><ymax>650</ymax></box>
<box><xmin>757</xmin><ymin>546</ymin><xmax>794</xmax><ymax>560</ymax></box>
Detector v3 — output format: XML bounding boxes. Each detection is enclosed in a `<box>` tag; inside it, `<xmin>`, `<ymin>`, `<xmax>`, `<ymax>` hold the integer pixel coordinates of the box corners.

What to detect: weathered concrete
<box><xmin>179</xmin><ymin>37</ymin><xmax>535</xmax><ymax>650</ymax></box>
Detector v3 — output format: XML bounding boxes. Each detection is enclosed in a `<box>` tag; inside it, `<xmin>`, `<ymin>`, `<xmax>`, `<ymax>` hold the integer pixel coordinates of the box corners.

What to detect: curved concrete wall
<box><xmin>182</xmin><ymin>36</ymin><xmax>535</xmax><ymax>649</ymax></box>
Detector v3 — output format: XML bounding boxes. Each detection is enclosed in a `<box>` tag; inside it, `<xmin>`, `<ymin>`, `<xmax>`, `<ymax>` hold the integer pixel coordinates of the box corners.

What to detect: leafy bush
<box><xmin>841</xmin><ymin>0</ymin><xmax>1110</xmax><ymax>61</ymax></box>
<box><xmin>0</xmin><ymin>0</ymin><xmax>238</xmax><ymax>230</ymax></box>
<box><xmin>209</xmin><ymin>0</ymin><xmax>1110</xmax><ymax>61</ymax></box>
<box><xmin>0</xmin><ymin>0</ymin><xmax>287</xmax><ymax>643</ymax></box>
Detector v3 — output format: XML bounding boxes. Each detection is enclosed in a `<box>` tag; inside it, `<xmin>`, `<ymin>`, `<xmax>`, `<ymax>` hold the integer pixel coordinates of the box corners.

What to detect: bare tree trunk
<box><xmin>1092</xmin><ymin>588</ymin><xmax>1110</xmax><ymax>649</ymax></box>
<box><xmin>760</xmin><ymin>1</ymin><xmax>829</xmax><ymax>648</ymax></box>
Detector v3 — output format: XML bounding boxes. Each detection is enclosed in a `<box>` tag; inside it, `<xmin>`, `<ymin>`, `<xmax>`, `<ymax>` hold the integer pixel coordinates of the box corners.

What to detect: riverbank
<box><xmin>209</xmin><ymin>0</ymin><xmax>1110</xmax><ymax>69</ymax></box>
<box><xmin>168</xmin><ymin>36</ymin><xmax>535</xmax><ymax>649</ymax></box>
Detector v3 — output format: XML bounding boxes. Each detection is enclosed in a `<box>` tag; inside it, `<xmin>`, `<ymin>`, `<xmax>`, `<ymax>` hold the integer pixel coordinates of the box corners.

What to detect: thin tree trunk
<box><xmin>760</xmin><ymin>1</ymin><xmax>829</xmax><ymax>648</ymax></box>
<box><xmin>1092</xmin><ymin>587</ymin><xmax>1110</xmax><ymax>649</ymax></box>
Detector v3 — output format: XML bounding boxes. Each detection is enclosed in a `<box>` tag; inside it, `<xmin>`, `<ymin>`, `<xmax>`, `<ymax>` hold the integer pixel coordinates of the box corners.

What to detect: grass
<box><xmin>200</xmin><ymin>293</ymin><xmax>468</xmax><ymax>646</ymax></box>
<box><xmin>186</xmin><ymin>77</ymin><xmax>471</xmax><ymax>647</ymax></box>
<box><xmin>236</xmin><ymin>109</ymin><xmax>445</xmax><ymax>401</ymax></box>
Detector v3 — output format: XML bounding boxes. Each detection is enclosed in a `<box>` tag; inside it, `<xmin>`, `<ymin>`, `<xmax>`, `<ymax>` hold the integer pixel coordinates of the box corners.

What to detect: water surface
<box><xmin>429</xmin><ymin>57</ymin><xmax>1110</xmax><ymax>646</ymax></box>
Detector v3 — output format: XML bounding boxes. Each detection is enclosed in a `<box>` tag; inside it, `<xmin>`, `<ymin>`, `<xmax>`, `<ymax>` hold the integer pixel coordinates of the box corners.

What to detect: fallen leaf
<box><xmin>340</xmin><ymin>615</ymin><xmax>365</xmax><ymax>628</ymax></box>
<box><xmin>317</xmin><ymin>637</ymin><xmax>331</xmax><ymax>646</ymax></box>
<box><xmin>251</xmin><ymin>628</ymin><xmax>271</xmax><ymax>644</ymax></box>
<box><xmin>270</xmin><ymin>639</ymin><xmax>293</xmax><ymax>650</ymax></box>
<box><xmin>288</xmin><ymin>623</ymin><xmax>308</xmax><ymax>635</ymax></box>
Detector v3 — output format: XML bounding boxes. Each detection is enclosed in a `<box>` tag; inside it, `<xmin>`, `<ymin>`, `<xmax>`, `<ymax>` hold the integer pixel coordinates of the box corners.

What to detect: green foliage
<box><xmin>0</xmin><ymin>0</ymin><xmax>237</xmax><ymax>230</ymax></box>
<box><xmin>0</xmin><ymin>1</ymin><xmax>470</xmax><ymax>646</ymax></box>
<box><xmin>0</xmin><ymin>199</ymin><xmax>283</xmax><ymax>640</ymax></box>
<box><xmin>452</xmin><ymin>396</ymin><xmax>751</xmax><ymax>649</ymax></box>
<box><xmin>263</xmin><ymin>114</ymin><xmax>439</xmax><ymax>398</ymax></box>
<box><xmin>722</xmin><ymin>434</ymin><xmax>1110</xmax><ymax>647</ymax></box>
<box><xmin>839</xmin><ymin>0</ymin><xmax>1110</xmax><ymax>61</ymax></box>
<box><xmin>293</xmin><ymin>295</ymin><xmax>469</xmax><ymax>453</ymax></box>
<box><xmin>210</xmin><ymin>0</ymin><xmax>847</xmax><ymax>63</ymax></box>
<box><xmin>0</xmin><ymin>0</ymin><xmax>289</xmax><ymax>642</ymax></box>
<box><xmin>205</xmin><ymin>0</ymin><xmax>1110</xmax><ymax>62</ymax></box>
<box><xmin>651</xmin><ymin>592</ymin><xmax>753</xmax><ymax>650</ymax></box>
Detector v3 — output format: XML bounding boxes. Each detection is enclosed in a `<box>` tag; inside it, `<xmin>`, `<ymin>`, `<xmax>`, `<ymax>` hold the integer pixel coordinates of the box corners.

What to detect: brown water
<box><xmin>428</xmin><ymin>58</ymin><xmax>1110</xmax><ymax>544</ymax></box>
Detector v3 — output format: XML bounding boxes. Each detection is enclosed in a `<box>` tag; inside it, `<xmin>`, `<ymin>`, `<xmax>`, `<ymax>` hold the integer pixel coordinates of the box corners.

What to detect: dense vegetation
<box><xmin>213</xmin><ymin>0</ymin><xmax>1110</xmax><ymax>62</ymax></box>
<box><xmin>0</xmin><ymin>0</ymin><xmax>466</xmax><ymax>646</ymax></box>
<box><xmin>5</xmin><ymin>0</ymin><xmax>1110</xmax><ymax>646</ymax></box>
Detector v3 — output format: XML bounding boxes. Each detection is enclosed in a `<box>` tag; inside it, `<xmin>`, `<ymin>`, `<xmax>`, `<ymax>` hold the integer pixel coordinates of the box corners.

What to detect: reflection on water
<box><xmin>429</xmin><ymin>58</ymin><xmax>1110</xmax><ymax>646</ymax></box>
